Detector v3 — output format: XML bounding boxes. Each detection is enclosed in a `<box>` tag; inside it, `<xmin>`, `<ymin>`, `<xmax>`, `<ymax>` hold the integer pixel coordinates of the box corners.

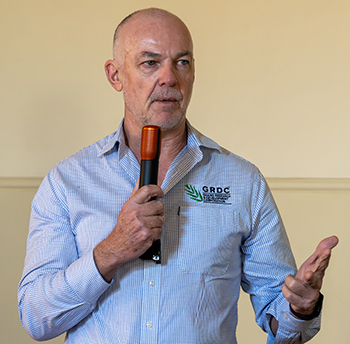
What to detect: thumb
<box><xmin>130</xmin><ymin>178</ymin><xmax>140</xmax><ymax>197</ymax></box>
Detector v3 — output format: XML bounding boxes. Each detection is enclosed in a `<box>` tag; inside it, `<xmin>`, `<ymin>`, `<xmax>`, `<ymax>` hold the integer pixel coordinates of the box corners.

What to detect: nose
<box><xmin>158</xmin><ymin>62</ymin><xmax>177</xmax><ymax>87</ymax></box>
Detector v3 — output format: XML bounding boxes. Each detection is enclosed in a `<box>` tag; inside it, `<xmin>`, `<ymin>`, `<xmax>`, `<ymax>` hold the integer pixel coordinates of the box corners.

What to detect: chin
<box><xmin>135</xmin><ymin>108</ymin><xmax>187</xmax><ymax>132</ymax></box>
<box><xmin>154</xmin><ymin>114</ymin><xmax>186</xmax><ymax>132</ymax></box>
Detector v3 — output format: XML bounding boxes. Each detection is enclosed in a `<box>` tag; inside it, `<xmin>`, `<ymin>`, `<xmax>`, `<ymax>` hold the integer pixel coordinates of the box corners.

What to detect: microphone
<box><xmin>139</xmin><ymin>125</ymin><xmax>162</xmax><ymax>264</ymax></box>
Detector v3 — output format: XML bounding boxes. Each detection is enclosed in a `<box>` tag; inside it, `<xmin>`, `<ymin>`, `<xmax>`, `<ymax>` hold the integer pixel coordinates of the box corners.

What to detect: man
<box><xmin>18</xmin><ymin>8</ymin><xmax>338</xmax><ymax>344</ymax></box>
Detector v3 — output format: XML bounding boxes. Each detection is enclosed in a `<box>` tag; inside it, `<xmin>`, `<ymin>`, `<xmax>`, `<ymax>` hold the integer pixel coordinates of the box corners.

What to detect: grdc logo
<box><xmin>185</xmin><ymin>184</ymin><xmax>231</xmax><ymax>205</ymax></box>
<box><xmin>202</xmin><ymin>186</ymin><xmax>230</xmax><ymax>194</ymax></box>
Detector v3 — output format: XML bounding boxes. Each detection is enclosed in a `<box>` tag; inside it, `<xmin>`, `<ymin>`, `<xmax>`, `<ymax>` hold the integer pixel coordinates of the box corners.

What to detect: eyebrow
<box><xmin>140</xmin><ymin>51</ymin><xmax>162</xmax><ymax>59</ymax></box>
<box><xmin>139</xmin><ymin>50</ymin><xmax>193</xmax><ymax>60</ymax></box>
<box><xmin>175</xmin><ymin>50</ymin><xmax>193</xmax><ymax>60</ymax></box>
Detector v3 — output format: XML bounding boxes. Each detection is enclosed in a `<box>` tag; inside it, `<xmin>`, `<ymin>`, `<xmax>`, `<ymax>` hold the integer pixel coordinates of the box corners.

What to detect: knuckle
<box><xmin>289</xmin><ymin>278</ymin><xmax>298</xmax><ymax>289</ymax></box>
<box><xmin>285</xmin><ymin>290</ymin><xmax>292</xmax><ymax>300</ymax></box>
<box><xmin>137</xmin><ymin>185</ymin><xmax>152</xmax><ymax>200</ymax></box>
<box><xmin>132</xmin><ymin>207</ymin><xmax>143</xmax><ymax>219</ymax></box>
<box><xmin>156</xmin><ymin>201</ymin><xmax>165</xmax><ymax>214</ymax></box>
<box><xmin>282</xmin><ymin>287</ymin><xmax>293</xmax><ymax>302</ymax></box>
<box><xmin>137</xmin><ymin>229</ymin><xmax>150</xmax><ymax>242</ymax></box>
<box><xmin>142</xmin><ymin>184</ymin><xmax>153</xmax><ymax>193</ymax></box>
<box><xmin>159</xmin><ymin>216</ymin><xmax>165</xmax><ymax>226</ymax></box>
<box><xmin>154</xmin><ymin>228</ymin><xmax>162</xmax><ymax>238</ymax></box>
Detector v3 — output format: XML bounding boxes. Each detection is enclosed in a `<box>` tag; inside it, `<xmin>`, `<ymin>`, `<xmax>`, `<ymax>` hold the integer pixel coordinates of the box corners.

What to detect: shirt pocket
<box><xmin>176</xmin><ymin>205</ymin><xmax>236</xmax><ymax>277</ymax></box>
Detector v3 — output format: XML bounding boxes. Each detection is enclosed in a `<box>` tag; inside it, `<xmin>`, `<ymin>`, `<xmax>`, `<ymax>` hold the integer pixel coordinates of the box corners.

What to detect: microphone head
<box><xmin>141</xmin><ymin>125</ymin><xmax>162</xmax><ymax>160</ymax></box>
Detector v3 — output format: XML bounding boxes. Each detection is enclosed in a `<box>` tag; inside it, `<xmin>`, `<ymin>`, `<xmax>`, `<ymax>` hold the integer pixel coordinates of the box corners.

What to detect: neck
<box><xmin>123</xmin><ymin>119</ymin><xmax>187</xmax><ymax>186</ymax></box>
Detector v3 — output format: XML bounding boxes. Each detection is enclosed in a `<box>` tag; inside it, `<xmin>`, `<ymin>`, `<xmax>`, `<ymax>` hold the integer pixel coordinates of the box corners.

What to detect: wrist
<box><xmin>93</xmin><ymin>243</ymin><xmax>122</xmax><ymax>283</ymax></box>
<box><xmin>289</xmin><ymin>292</ymin><xmax>324</xmax><ymax>321</ymax></box>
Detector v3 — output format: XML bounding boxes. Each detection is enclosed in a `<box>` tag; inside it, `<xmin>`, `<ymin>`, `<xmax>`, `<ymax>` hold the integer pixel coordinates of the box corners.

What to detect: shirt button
<box><xmin>149</xmin><ymin>280</ymin><xmax>155</xmax><ymax>287</ymax></box>
<box><xmin>146</xmin><ymin>321</ymin><xmax>153</xmax><ymax>328</ymax></box>
<box><xmin>283</xmin><ymin>312</ymin><xmax>288</xmax><ymax>319</ymax></box>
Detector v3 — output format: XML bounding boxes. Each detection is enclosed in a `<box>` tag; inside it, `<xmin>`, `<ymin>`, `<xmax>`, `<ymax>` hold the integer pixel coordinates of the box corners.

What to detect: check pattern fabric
<box><xmin>18</xmin><ymin>120</ymin><xmax>320</xmax><ymax>343</ymax></box>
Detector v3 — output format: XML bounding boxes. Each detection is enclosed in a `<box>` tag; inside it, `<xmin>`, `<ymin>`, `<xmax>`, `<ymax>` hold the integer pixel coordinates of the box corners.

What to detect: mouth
<box><xmin>155</xmin><ymin>97</ymin><xmax>177</xmax><ymax>103</ymax></box>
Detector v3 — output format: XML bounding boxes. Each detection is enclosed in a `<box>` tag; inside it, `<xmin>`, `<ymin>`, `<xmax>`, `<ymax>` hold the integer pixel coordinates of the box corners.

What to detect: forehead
<box><xmin>119</xmin><ymin>14</ymin><xmax>193</xmax><ymax>58</ymax></box>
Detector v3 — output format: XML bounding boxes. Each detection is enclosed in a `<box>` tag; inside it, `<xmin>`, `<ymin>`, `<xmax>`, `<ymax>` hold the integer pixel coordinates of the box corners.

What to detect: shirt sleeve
<box><xmin>240</xmin><ymin>172</ymin><xmax>320</xmax><ymax>343</ymax></box>
<box><xmin>267</xmin><ymin>298</ymin><xmax>321</xmax><ymax>343</ymax></box>
<box><xmin>18</xmin><ymin>170</ymin><xmax>111</xmax><ymax>341</ymax></box>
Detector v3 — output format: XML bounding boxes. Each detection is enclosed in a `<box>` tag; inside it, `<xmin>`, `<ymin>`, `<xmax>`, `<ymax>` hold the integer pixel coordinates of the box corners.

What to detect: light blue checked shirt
<box><xmin>18</xmin><ymin>120</ymin><xmax>320</xmax><ymax>343</ymax></box>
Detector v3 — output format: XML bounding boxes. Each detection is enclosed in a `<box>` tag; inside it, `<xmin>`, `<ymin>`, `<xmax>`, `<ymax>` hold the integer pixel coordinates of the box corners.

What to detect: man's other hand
<box><xmin>282</xmin><ymin>235</ymin><xmax>339</xmax><ymax>317</ymax></box>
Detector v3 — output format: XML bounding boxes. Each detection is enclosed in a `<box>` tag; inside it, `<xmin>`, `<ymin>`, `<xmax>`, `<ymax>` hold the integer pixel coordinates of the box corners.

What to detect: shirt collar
<box><xmin>97</xmin><ymin>118</ymin><xmax>222</xmax><ymax>158</ymax></box>
<box><xmin>186</xmin><ymin>120</ymin><xmax>222</xmax><ymax>153</ymax></box>
<box><xmin>97</xmin><ymin>120</ymin><xmax>125</xmax><ymax>158</ymax></box>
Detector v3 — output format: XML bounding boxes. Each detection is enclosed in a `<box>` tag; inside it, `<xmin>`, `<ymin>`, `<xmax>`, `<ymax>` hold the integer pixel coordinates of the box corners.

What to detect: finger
<box><xmin>304</xmin><ymin>249</ymin><xmax>332</xmax><ymax>288</ymax></box>
<box><xmin>313</xmin><ymin>248</ymin><xmax>332</xmax><ymax>272</ymax></box>
<box><xmin>282</xmin><ymin>282</ymin><xmax>302</xmax><ymax>307</ymax></box>
<box><xmin>284</xmin><ymin>274</ymin><xmax>308</xmax><ymax>296</ymax></box>
<box><xmin>296</xmin><ymin>236</ymin><xmax>339</xmax><ymax>279</ymax></box>
<box><xmin>319</xmin><ymin>235</ymin><xmax>339</xmax><ymax>250</ymax></box>
<box><xmin>134</xmin><ymin>224</ymin><xmax>163</xmax><ymax>249</ymax></box>
<box><xmin>150</xmin><ymin>226</ymin><xmax>163</xmax><ymax>241</ymax></box>
<box><xmin>130</xmin><ymin>178</ymin><xmax>140</xmax><ymax>197</ymax></box>
<box><xmin>282</xmin><ymin>279</ymin><xmax>305</xmax><ymax>308</ymax></box>
<box><xmin>283</xmin><ymin>275</ymin><xmax>319</xmax><ymax>314</ymax></box>
<box><xmin>312</xmin><ymin>236</ymin><xmax>339</xmax><ymax>262</ymax></box>
<box><xmin>134</xmin><ymin>184</ymin><xmax>164</xmax><ymax>204</ymax></box>
<box><xmin>143</xmin><ymin>213</ymin><xmax>165</xmax><ymax>229</ymax></box>
<box><xmin>140</xmin><ymin>199</ymin><xmax>165</xmax><ymax>217</ymax></box>
<box><xmin>307</xmin><ymin>248</ymin><xmax>331</xmax><ymax>274</ymax></box>
<box><xmin>284</xmin><ymin>274</ymin><xmax>316</xmax><ymax>298</ymax></box>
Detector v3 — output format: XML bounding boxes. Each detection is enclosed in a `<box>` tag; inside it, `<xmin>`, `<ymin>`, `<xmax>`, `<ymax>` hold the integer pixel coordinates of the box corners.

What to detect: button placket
<box><xmin>140</xmin><ymin>261</ymin><xmax>161</xmax><ymax>342</ymax></box>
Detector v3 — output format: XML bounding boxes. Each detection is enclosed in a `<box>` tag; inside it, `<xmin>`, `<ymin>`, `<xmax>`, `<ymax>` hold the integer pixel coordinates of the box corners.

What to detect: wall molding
<box><xmin>266</xmin><ymin>178</ymin><xmax>350</xmax><ymax>191</ymax></box>
<box><xmin>1</xmin><ymin>177</ymin><xmax>350</xmax><ymax>191</ymax></box>
<box><xmin>0</xmin><ymin>177</ymin><xmax>43</xmax><ymax>189</ymax></box>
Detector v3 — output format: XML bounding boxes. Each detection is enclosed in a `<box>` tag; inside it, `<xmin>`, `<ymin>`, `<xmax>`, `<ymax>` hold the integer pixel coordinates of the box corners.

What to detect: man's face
<box><xmin>116</xmin><ymin>14</ymin><xmax>195</xmax><ymax>132</ymax></box>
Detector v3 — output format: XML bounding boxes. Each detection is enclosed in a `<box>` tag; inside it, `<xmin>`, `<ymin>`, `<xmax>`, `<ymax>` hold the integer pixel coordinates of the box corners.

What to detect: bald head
<box><xmin>112</xmin><ymin>8</ymin><xmax>193</xmax><ymax>64</ymax></box>
<box><xmin>104</xmin><ymin>7</ymin><xmax>195</xmax><ymax>134</ymax></box>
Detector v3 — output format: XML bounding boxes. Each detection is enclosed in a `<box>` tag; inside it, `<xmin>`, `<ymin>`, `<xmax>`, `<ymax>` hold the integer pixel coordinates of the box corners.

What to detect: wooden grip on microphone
<box><xmin>140</xmin><ymin>125</ymin><xmax>161</xmax><ymax>161</ymax></box>
<box><xmin>139</xmin><ymin>126</ymin><xmax>161</xmax><ymax>188</ymax></box>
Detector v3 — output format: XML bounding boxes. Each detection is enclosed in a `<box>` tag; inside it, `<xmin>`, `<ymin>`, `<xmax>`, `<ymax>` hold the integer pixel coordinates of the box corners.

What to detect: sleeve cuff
<box><xmin>277</xmin><ymin>298</ymin><xmax>319</xmax><ymax>333</ymax></box>
<box><xmin>65</xmin><ymin>250</ymin><xmax>112</xmax><ymax>303</ymax></box>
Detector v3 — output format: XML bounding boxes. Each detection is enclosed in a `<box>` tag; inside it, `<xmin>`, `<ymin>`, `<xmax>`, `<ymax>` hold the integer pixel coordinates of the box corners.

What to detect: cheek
<box><xmin>132</xmin><ymin>78</ymin><xmax>154</xmax><ymax>99</ymax></box>
<box><xmin>123</xmin><ymin>82</ymin><xmax>153</xmax><ymax>111</ymax></box>
<box><xmin>123</xmin><ymin>80</ymin><xmax>142</xmax><ymax>101</ymax></box>
<box><xmin>183</xmin><ymin>79</ymin><xmax>194</xmax><ymax>99</ymax></box>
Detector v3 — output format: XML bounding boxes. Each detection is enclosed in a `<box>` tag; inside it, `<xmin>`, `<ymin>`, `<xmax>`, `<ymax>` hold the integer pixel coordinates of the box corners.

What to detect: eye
<box><xmin>143</xmin><ymin>60</ymin><xmax>156</xmax><ymax>67</ymax></box>
<box><xmin>177</xmin><ymin>60</ymin><xmax>189</xmax><ymax>66</ymax></box>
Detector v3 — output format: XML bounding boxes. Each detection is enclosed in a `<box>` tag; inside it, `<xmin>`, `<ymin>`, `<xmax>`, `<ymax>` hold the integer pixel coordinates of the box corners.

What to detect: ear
<box><xmin>104</xmin><ymin>59</ymin><xmax>123</xmax><ymax>92</ymax></box>
<box><xmin>192</xmin><ymin>58</ymin><xmax>195</xmax><ymax>83</ymax></box>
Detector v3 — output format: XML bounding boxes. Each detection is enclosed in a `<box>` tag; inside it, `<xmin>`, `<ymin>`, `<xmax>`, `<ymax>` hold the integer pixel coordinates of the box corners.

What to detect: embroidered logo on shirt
<box><xmin>185</xmin><ymin>184</ymin><xmax>203</xmax><ymax>202</ymax></box>
<box><xmin>185</xmin><ymin>184</ymin><xmax>231</xmax><ymax>205</ymax></box>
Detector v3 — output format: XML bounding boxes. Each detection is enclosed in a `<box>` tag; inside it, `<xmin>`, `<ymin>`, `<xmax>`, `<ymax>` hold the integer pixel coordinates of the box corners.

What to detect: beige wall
<box><xmin>1</xmin><ymin>0</ymin><xmax>350</xmax><ymax>178</ymax></box>
<box><xmin>1</xmin><ymin>1</ymin><xmax>349</xmax><ymax>343</ymax></box>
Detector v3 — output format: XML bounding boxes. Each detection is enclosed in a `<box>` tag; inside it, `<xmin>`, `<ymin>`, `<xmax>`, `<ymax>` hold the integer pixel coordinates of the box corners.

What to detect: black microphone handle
<box><xmin>139</xmin><ymin>158</ymin><xmax>161</xmax><ymax>263</ymax></box>
<box><xmin>139</xmin><ymin>158</ymin><xmax>159</xmax><ymax>189</ymax></box>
